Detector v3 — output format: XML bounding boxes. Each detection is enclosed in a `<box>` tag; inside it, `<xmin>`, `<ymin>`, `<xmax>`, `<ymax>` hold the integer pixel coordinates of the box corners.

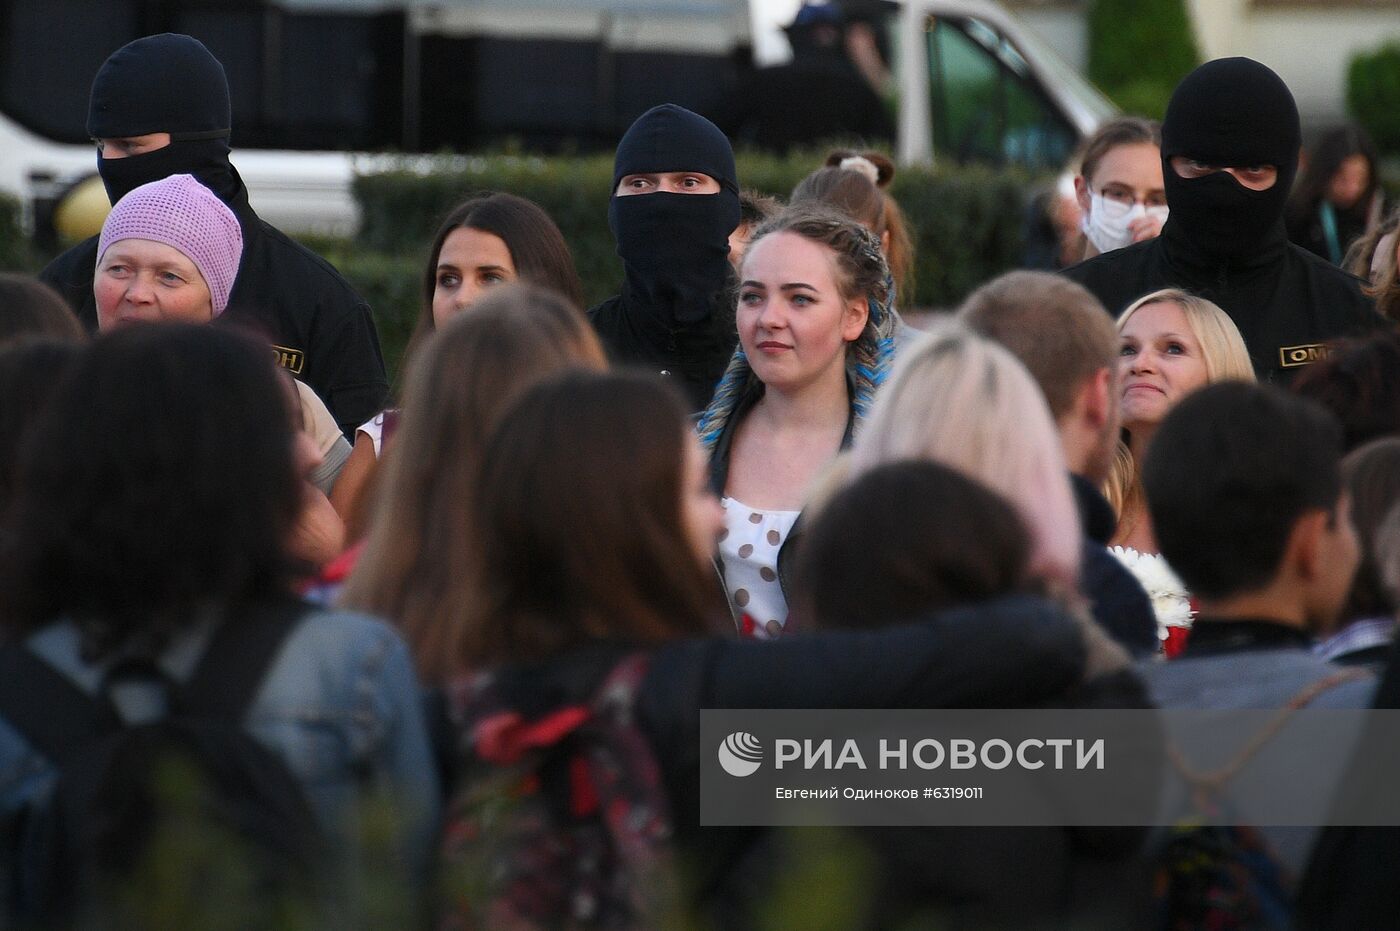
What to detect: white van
<box><xmin>0</xmin><ymin>0</ymin><xmax>1114</xmax><ymax>242</ymax></box>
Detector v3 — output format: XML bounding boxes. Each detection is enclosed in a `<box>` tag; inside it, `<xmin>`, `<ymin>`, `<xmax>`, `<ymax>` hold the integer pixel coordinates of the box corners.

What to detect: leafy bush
<box><xmin>892</xmin><ymin>163</ymin><xmax>1032</xmax><ymax>303</ymax></box>
<box><xmin>349</xmin><ymin>151</ymin><xmax>1037</xmax><ymax>374</ymax></box>
<box><xmin>1087</xmin><ymin>0</ymin><xmax>1199</xmax><ymax>120</ymax></box>
<box><xmin>1348</xmin><ymin>42</ymin><xmax>1400</xmax><ymax>154</ymax></box>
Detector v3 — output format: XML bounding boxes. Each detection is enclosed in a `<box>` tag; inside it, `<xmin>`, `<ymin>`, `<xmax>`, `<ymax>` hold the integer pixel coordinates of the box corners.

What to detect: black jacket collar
<box><xmin>1183</xmin><ymin>617</ymin><xmax>1313</xmax><ymax>657</ymax></box>
<box><xmin>1159</xmin><ymin>217</ymin><xmax>1291</xmax><ymax>283</ymax></box>
<box><xmin>615</xmin><ymin>276</ymin><xmax>736</xmax><ymax>355</ymax></box>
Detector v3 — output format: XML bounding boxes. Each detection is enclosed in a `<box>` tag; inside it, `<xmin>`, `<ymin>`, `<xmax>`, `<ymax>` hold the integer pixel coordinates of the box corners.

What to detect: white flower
<box><xmin>1109</xmin><ymin>546</ymin><xmax>1195</xmax><ymax>644</ymax></box>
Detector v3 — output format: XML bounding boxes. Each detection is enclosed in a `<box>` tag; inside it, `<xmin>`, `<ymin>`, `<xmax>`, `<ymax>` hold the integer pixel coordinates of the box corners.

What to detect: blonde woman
<box><xmin>697</xmin><ymin>206</ymin><xmax>897</xmax><ymax>639</ymax></box>
<box><xmin>841</xmin><ymin>323</ymin><xmax>1139</xmax><ymax>678</ymax></box>
<box><xmin>1108</xmin><ymin>288</ymin><xmax>1255</xmax><ymax>554</ymax></box>
<box><xmin>847</xmin><ymin>323</ymin><xmax>1084</xmax><ymax>598</ymax></box>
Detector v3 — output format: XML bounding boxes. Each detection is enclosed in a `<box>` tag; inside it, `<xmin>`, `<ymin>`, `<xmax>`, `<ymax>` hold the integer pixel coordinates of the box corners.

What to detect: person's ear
<box><xmin>842</xmin><ymin>295</ymin><xmax>870</xmax><ymax>342</ymax></box>
<box><xmin>880</xmin><ymin>229</ymin><xmax>891</xmax><ymax>254</ymax></box>
<box><xmin>728</xmin><ymin>222</ymin><xmax>752</xmax><ymax>267</ymax></box>
<box><xmin>1081</xmin><ymin>367</ymin><xmax>1112</xmax><ymax>431</ymax></box>
<box><xmin>1074</xmin><ymin>175</ymin><xmax>1092</xmax><ymax>215</ymax></box>
<box><xmin>1287</xmin><ymin>509</ymin><xmax>1329</xmax><ymax>584</ymax></box>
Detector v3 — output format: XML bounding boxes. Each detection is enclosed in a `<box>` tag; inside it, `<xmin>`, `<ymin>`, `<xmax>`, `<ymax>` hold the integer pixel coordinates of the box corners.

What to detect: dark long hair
<box><xmin>407</xmin><ymin>193</ymin><xmax>585</xmax><ymax>357</ymax></box>
<box><xmin>0</xmin><ymin>324</ymin><xmax>301</xmax><ymax>657</ymax></box>
<box><xmin>458</xmin><ymin>371</ymin><xmax>715</xmax><ymax>668</ymax></box>
<box><xmin>1287</xmin><ymin>124</ymin><xmax>1380</xmax><ymax>225</ymax></box>
<box><xmin>1340</xmin><ymin>438</ymin><xmax>1400</xmax><ymax>622</ymax></box>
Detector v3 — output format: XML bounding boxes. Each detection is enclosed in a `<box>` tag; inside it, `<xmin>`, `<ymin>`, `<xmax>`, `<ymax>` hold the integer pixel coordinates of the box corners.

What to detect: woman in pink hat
<box><xmin>94</xmin><ymin>173</ymin><xmax>243</xmax><ymax>327</ymax></box>
<box><xmin>94</xmin><ymin>173</ymin><xmax>347</xmax><ymax>570</ymax></box>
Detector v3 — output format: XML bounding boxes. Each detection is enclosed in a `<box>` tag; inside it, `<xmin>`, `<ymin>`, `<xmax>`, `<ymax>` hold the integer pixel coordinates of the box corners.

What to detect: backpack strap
<box><xmin>178</xmin><ymin>598</ymin><xmax>310</xmax><ymax>721</ymax></box>
<box><xmin>0</xmin><ymin>599</ymin><xmax>308</xmax><ymax>761</ymax></box>
<box><xmin>578</xmin><ymin>651</ymin><xmax>676</xmax><ymax>917</ymax></box>
<box><xmin>0</xmin><ymin>643</ymin><xmax>118</xmax><ymax>765</ymax></box>
<box><xmin>1171</xmin><ymin>667</ymin><xmax>1372</xmax><ymax>795</ymax></box>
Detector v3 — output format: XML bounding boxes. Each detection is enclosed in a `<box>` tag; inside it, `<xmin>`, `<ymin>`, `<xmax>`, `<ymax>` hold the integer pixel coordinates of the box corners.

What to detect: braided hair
<box><xmin>697</xmin><ymin>206</ymin><xmax>897</xmax><ymax>449</ymax></box>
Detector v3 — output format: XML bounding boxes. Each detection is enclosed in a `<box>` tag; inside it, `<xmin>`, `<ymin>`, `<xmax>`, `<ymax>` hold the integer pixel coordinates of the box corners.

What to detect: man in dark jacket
<box><xmin>1062</xmin><ymin>58</ymin><xmax>1382</xmax><ymax>385</ymax></box>
<box><xmin>960</xmin><ymin>271</ymin><xmax>1158</xmax><ymax>657</ymax></box>
<box><xmin>1139</xmin><ymin>382</ymin><xmax>1372</xmax><ymax>874</ymax></box>
<box><xmin>589</xmin><ymin>104</ymin><xmax>741</xmax><ymax>411</ymax></box>
<box><xmin>40</xmin><ymin>34</ymin><xmax>387</xmax><ymax>437</ymax></box>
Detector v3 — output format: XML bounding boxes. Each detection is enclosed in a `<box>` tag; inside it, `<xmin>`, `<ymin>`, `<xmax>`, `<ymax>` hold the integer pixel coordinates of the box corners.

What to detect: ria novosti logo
<box><xmin>718</xmin><ymin>732</ymin><xmax>764</xmax><ymax>777</ymax></box>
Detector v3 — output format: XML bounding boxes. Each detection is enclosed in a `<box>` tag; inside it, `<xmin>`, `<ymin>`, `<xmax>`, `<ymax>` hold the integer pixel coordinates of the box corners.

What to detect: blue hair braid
<box><xmin>696</xmin><ymin>348</ymin><xmax>755</xmax><ymax>450</ymax></box>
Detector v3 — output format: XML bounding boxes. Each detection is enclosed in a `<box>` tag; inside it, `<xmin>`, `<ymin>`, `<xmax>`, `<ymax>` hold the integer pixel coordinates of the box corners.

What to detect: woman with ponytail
<box><xmin>792</xmin><ymin>149</ymin><xmax>918</xmax><ymax>350</ymax></box>
<box><xmin>696</xmin><ymin>206</ymin><xmax>896</xmax><ymax>638</ymax></box>
<box><xmin>796</xmin><ymin>151</ymin><xmax>913</xmax><ymax>295</ymax></box>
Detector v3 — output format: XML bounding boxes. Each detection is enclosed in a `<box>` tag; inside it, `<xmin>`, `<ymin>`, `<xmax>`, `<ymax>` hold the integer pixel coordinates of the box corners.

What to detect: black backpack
<box><xmin>0</xmin><ymin>600</ymin><xmax>326</xmax><ymax>929</ymax></box>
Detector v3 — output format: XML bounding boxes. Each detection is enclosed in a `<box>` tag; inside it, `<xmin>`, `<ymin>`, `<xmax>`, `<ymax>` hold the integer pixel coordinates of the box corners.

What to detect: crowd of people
<box><xmin>3</xmin><ymin>29</ymin><xmax>1400</xmax><ymax>930</ymax></box>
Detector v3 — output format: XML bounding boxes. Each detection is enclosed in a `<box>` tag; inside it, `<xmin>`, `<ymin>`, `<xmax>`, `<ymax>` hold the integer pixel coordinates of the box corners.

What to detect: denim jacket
<box><xmin>0</xmin><ymin>607</ymin><xmax>441</xmax><ymax>879</ymax></box>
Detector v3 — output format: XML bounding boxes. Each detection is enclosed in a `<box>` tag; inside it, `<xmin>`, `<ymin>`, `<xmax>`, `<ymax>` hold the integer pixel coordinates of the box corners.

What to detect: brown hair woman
<box><xmin>339</xmin><ymin>283</ymin><xmax>607</xmax><ymax>684</ymax></box>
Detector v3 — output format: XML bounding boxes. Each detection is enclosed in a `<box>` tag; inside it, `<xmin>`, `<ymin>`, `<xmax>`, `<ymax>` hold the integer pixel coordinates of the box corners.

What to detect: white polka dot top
<box><xmin>718</xmin><ymin>496</ymin><xmax>800</xmax><ymax>640</ymax></box>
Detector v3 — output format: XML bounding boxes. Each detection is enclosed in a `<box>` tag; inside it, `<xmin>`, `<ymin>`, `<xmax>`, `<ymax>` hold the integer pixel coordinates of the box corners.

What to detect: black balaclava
<box><xmin>87</xmin><ymin>34</ymin><xmax>237</xmax><ymax>205</ymax></box>
<box><xmin>1160</xmin><ymin>57</ymin><xmax>1300</xmax><ymax>266</ymax></box>
<box><xmin>608</xmin><ymin>104</ymin><xmax>741</xmax><ymax>326</ymax></box>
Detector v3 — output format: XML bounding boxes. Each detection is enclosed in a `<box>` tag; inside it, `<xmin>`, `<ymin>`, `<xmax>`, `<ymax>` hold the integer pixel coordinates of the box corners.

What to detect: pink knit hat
<box><xmin>97</xmin><ymin>173</ymin><xmax>243</xmax><ymax>317</ymax></box>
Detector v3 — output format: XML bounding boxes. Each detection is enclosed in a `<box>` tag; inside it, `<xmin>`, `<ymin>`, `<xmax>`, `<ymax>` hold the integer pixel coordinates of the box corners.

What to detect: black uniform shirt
<box><xmin>589</xmin><ymin>284</ymin><xmax>736</xmax><ymax>412</ymax></box>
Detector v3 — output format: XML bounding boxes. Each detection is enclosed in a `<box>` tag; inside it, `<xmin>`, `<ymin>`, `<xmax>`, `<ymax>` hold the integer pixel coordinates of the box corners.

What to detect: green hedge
<box><xmin>1087</xmin><ymin>0</ymin><xmax>1198</xmax><ymax>120</ymax></box>
<box><xmin>348</xmin><ymin>152</ymin><xmax>1037</xmax><ymax>372</ymax></box>
<box><xmin>1349</xmin><ymin>42</ymin><xmax>1400</xmax><ymax>155</ymax></box>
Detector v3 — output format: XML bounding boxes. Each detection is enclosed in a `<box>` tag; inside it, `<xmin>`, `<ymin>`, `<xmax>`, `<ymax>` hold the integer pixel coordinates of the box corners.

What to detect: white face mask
<box><xmin>1081</xmin><ymin>191</ymin><xmax>1169</xmax><ymax>254</ymax></box>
